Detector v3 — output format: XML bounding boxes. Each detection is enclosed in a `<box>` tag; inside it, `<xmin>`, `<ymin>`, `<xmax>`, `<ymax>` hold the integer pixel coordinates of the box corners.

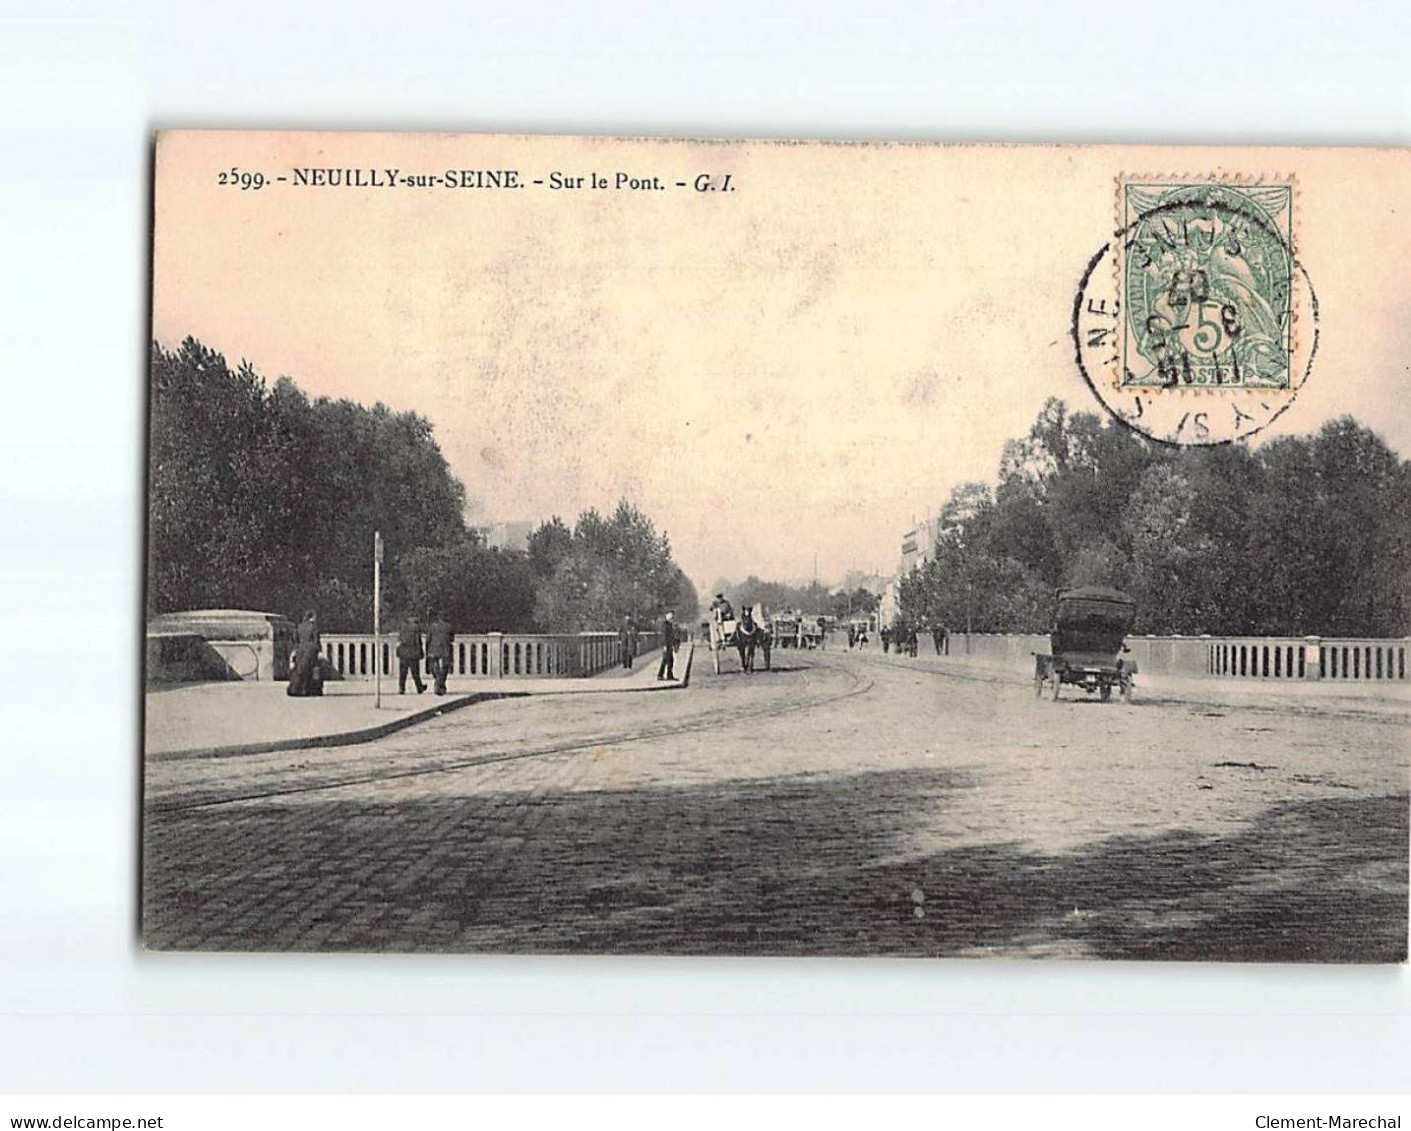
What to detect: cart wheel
<box><xmin>1100</xmin><ymin>684</ymin><xmax>1112</xmax><ymax>703</ymax></box>
<box><xmin>1048</xmin><ymin>675</ymin><xmax>1062</xmax><ymax>702</ymax></box>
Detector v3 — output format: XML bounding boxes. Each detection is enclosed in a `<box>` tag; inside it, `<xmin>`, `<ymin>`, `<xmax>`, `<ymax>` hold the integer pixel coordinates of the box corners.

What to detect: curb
<box><xmin>152</xmin><ymin>691</ymin><xmax>531</xmax><ymax>762</ymax></box>
<box><xmin>151</xmin><ymin>642</ymin><xmax>696</xmax><ymax>762</ymax></box>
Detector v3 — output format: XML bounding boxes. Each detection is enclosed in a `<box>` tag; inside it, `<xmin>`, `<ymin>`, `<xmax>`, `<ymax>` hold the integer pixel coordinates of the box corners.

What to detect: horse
<box><xmin>734</xmin><ymin>604</ymin><xmax>771</xmax><ymax>673</ymax></box>
<box><xmin>709</xmin><ymin>601</ymin><xmax>771</xmax><ymax>674</ymax></box>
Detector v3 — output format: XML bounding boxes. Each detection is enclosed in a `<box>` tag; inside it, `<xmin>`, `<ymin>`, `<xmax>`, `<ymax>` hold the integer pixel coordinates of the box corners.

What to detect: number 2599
<box><xmin>217</xmin><ymin>168</ymin><xmax>266</xmax><ymax>191</ymax></box>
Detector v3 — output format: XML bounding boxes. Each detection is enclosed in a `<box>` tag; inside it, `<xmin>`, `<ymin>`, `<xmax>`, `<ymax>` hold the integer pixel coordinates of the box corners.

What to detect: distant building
<box><xmin>899</xmin><ymin>515</ymin><xmax>939</xmax><ymax>573</ymax></box>
<box><xmin>883</xmin><ymin>514</ymin><xmax>940</xmax><ymax>627</ymax></box>
<box><xmin>474</xmin><ymin>520</ymin><xmax>536</xmax><ymax>553</ymax></box>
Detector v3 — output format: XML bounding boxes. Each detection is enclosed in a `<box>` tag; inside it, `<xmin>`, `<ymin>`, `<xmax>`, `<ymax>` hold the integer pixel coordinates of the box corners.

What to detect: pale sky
<box><xmin>153</xmin><ymin>134</ymin><xmax>1411</xmax><ymax>592</ymax></box>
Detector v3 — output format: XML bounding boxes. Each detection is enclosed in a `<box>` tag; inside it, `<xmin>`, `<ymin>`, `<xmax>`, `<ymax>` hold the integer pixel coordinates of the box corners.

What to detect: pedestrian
<box><xmin>933</xmin><ymin>623</ymin><xmax>948</xmax><ymax>656</ymax></box>
<box><xmin>425</xmin><ymin>610</ymin><xmax>454</xmax><ymax>695</ymax></box>
<box><xmin>657</xmin><ymin>611</ymin><xmax>678</xmax><ymax>681</ymax></box>
<box><xmin>932</xmin><ymin>623</ymin><xmax>944</xmax><ymax>655</ymax></box>
<box><xmin>396</xmin><ymin>615</ymin><xmax>426</xmax><ymax>694</ymax></box>
<box><xmin>908</xmin><ymin>627</ymin><xmax>919</xmax><ymax>657</ymax></box>
<box><xmin>619</xmin><ymin>616</ymin><xmax>635</xmax><ymax>669</ymax></box>
<box><xmin>881</xmin><ymin>626</ymin><xmax>892</xmax><ymax>653</ymax></box>
<box><xmin>287</xmin><ymin>609</ymin><xmax>322</xmax><ymax>697</ymax></box>
<box><xmin>848</xmin><ymin>624</ymin><xmax>856</xmax><ymax>650</ymax></box>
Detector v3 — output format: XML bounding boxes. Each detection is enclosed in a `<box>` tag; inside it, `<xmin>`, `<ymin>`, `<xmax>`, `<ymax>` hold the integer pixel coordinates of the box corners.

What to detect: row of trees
<box><xmin>147</xmin><ymin>338</ymin><xmax>697</xmax><ymax>632</ymax></box>
<box><xmin>894</xmin><ymin>398</ymin><xmax>1411</xmax><ymax>638</ymax></box>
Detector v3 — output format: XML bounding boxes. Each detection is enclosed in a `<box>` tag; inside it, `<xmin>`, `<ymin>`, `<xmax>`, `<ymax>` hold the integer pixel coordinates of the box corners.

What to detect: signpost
<box><xmin>373</xmin><ymin>530</ymin><xmax>383</xmax><ymax>709</ymax></box>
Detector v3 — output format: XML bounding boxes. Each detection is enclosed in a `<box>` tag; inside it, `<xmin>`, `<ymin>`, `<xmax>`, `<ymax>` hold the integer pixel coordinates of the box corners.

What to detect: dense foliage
<box><xmin>147</xmin><ymin>338</ymin><xmax>697</xmax><ymax>632</ymax></box>
<box><xmin>895</xmin><ymin>398</ymin><xmax>1411</xmax><ymax>638</ymax></box>
<box><xmin>527</xmin><ymin>503</ymin><xmax>699</xmax><ymax>630</ymax></box>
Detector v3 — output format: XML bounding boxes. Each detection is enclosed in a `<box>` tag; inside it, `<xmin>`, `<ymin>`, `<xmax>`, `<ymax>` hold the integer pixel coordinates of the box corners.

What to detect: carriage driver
<box><xmin>709</xmin><ymin>593</ymin><xmax>735</xmax><ymax>622</ymax></box>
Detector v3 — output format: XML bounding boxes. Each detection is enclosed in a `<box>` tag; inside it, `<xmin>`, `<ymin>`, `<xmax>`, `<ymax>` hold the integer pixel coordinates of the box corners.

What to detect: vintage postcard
<box><xmin>143</xmin><ymin>132</ymin><xmax>1410</xmax><ymax>960</ymax></box>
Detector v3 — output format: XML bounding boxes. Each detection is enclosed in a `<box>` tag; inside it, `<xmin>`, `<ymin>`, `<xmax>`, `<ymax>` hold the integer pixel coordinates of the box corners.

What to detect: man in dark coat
<box><xmin>287</xmin><ymin>610</ymin><xmax>322</xmax><ymax>697</ymax></box>
<box><xmin>619</xmin><ymin>617</ymin><xmax>635</xmax><ymax>669</ymax></box>
<box><xmin>709</xmin><ymin>593</ymin><xmax>734</xmax><ymax>622</ymax></box>
<box><xmin>397</xmin><ymin>616</ymin><xmax>426</xmax><ymax>694</ymax></box>
<box><xmin>656</xmin><ymin>612</ymin><xmax>677</xmax><ymax>681</ymax></box>
<box><xmin>425</xmin><ymin>611</ymin><xmax>454</xmax><ymax>695</ymax></box>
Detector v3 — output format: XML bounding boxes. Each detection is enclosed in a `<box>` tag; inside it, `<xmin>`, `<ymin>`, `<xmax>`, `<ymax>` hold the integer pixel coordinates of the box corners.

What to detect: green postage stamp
<box><xmin>1122</xmin><ymin>181</ymin><xmax>1293</xmax><ymax>391</ymax></box>
<box><xmin>1074</xmin><ymin>176</ymin><xmax>1316</xmax><ymax>446</ymax></box>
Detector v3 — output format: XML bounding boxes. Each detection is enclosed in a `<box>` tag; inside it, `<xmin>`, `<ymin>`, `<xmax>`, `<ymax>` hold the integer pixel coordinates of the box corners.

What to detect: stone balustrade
<box><xmin>935</xmin><ymin>632</ymin><xmax>1409</xmax><ymax>683</ymax></box>
<box><xmin>319</xmin><ymin>630</ymin><xmax>664</xmax><ymax>681</ymax></box>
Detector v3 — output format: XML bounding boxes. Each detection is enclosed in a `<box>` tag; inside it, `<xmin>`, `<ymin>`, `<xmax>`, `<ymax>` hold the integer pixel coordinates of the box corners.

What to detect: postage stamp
<box><xmin>1073</xmin><ymin>176</ymin><xmax>1317</xmax><ymax>446</ymax></box>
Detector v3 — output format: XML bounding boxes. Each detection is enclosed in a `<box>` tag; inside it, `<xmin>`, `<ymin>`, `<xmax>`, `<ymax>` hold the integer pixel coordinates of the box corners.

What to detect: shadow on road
<box><xmin>144</xmin><ymin>767</ymin><xmax>1407</xmax><ymax>961</ymax></box>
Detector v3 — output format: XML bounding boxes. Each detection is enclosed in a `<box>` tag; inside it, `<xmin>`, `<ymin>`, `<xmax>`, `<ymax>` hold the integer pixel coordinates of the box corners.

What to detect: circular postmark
<box><xmin>1073</xmin><ymin>179</ymin><xmax>1319</xmax><ymax>446</ymax></box>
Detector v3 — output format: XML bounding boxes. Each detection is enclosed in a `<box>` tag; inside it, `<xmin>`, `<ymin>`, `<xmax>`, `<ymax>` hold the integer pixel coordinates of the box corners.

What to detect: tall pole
<box><xmin>373</xmin><ymin>529</ymin><xmax>383</xmax><ymax>709</ymax></box>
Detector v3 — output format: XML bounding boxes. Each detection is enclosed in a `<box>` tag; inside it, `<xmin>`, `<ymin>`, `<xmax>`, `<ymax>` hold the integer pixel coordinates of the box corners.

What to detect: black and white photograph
<box><xmin>141</xmin><ymin>133</ymin><xmax>1410</xmax><ymax>961</ymax></box>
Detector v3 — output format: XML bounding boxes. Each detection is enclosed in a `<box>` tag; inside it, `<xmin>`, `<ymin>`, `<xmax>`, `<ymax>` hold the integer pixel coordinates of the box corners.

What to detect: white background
<box><xmin>1</xmin><ymin>0</ymin><xmax>1408</xmax><ymax>1094</ymax></box>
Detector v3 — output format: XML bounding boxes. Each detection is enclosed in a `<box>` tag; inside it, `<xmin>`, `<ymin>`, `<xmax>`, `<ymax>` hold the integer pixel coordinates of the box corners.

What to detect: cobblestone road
<box><xmin>143</xmin><ymin>651</ymin><xmax>1409</xmax><ymax>959</ymax></box>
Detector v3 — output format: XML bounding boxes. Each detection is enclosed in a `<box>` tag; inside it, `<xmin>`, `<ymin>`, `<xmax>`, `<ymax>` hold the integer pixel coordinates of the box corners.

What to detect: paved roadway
<box><xmin>142</xmin><ymin>648</ymin><xmax>1409</xmax><ymax>960</ymax></box>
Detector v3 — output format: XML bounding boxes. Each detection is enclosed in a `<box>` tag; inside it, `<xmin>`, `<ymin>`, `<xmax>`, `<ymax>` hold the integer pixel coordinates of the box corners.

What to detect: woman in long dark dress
<box><xmin>287</xmin><ymin>610</ymin><xmax>322</xmax><ymax>696</ymax></box>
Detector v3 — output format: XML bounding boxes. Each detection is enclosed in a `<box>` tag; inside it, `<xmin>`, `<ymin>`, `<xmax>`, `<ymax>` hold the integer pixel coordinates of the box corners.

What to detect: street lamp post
<box><xmin>373</xmin><ymin>529</ymin><xmax>384</xmax><ymax>709</ymax></box>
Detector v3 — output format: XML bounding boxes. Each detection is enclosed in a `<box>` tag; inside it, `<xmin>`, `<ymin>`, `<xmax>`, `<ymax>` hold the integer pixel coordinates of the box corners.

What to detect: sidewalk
<box><xmin>145</xmin><ymin>643</ymin><xmax>693</xmax><ymax>759</ymax></box>
<box><xmin>849</xmin><ymin>647</ymin><xmax>1411</xmax><ymax>716</ymax></box>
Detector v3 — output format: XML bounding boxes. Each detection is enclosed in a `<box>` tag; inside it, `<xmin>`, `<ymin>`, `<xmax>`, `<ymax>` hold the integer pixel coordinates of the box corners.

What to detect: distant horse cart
<box><xmin>770</xmin><ymin>612</ymin><xmax>799</xmax><ymax>647</ymax></box>
<box><xmin>1033</xmin><ymin>587</ymin><xmax>1138</xmax><ymax>703</ymax></box>
<box><xmin>769</xmin><ymin>613</ymin><xmax>826</xmax><ymax>649</ymax></box>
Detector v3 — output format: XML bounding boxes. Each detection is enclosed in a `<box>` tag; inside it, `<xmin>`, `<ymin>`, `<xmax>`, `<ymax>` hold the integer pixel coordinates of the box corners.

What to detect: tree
<box><xmin>923</xmin><ymin>399</ymin><xmax>1409</xmax><ymax>638</ymax></box>
<box><xmin>149</xmin><ymin>337</ymin><xmax>469</xmax><ymax>629</ymax></box>
<box><xmin>400</xmin><ymin>540</ymin><xmax>538</xmax><ymax>632</ymax></box>
<box><xmin>527</xmin><ymin>516</ymin><xmax>573</xmax><ymax>578</ymax></box>
<box><xmin>1122</xmin><ymin>464</ymin><xmax>1202</xmax><ymax>633</ymax></box>
<box><xmin>529</xmin><ymin>501</ymin><xmax>693</xmax><ymax>631</ymax></box>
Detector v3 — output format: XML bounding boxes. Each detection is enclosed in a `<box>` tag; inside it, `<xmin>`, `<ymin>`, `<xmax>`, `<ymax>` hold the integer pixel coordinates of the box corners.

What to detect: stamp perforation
<box><xmin>1114</xmin><ymin>173</ymin><xmax>1298</xmax><ymax>397</ymax></box>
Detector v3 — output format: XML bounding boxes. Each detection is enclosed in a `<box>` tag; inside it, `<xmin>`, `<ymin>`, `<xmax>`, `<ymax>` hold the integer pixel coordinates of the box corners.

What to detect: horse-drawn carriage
<box><xmin>768</xmin><ymin>612</ymin><xmax>826</xmax><ymax>649</ymax></box>
<box><xmin>800</xmin><ymin>615</ymin><xmax>828</xmax><ymax>649</ymax></box>
<box><xmin>770</xmin><ymin>612</ymin><xmax>800</xmax><ymax>647</ymax></box>
<box><xmin>1033</xmin><ymin>586</ymin><xmax>1138</xmax><ymax>703</ymax></box>
<box><xmin>708</xmin><ymin>601</ymin><xmax>771</xmax><ymax>674</ymax></box>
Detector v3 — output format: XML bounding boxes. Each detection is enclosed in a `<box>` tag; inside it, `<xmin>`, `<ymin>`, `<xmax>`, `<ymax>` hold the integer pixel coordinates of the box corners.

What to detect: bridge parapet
<box><xmin>320</xmin><ymin>630</ymin><xmax>664</xmax><ymax>681</ymax></box>
<box><xmin>940</xmin><ymin>633</ymin><xmax>1409</xmax><ymax>683</ymax></box>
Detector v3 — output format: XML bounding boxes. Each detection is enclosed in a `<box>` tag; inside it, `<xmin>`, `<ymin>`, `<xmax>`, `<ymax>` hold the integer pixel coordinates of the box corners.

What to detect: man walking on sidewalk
<box><xmin>932</xmin><ymin>623</ymin><xmax>948</xmax><ymax>656</ymax></box>
<box><xmin>657</xmin><ymin>611</ymin><xmax>677</xmax><ymax>681</ymax></box>
<box><xmin>620</xmin><ymin>616</ymin><xmax>635</xmax><ymax>669</ymax></box>
<box><xmin>425</xmin><ymin>610</ymin><xmax>454</xmax><ymax>695</ymax></box>
<box><xmin>396</xmin><ymin>616</ymin><xmax>426</xmax><ymax>694</ymax></box>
